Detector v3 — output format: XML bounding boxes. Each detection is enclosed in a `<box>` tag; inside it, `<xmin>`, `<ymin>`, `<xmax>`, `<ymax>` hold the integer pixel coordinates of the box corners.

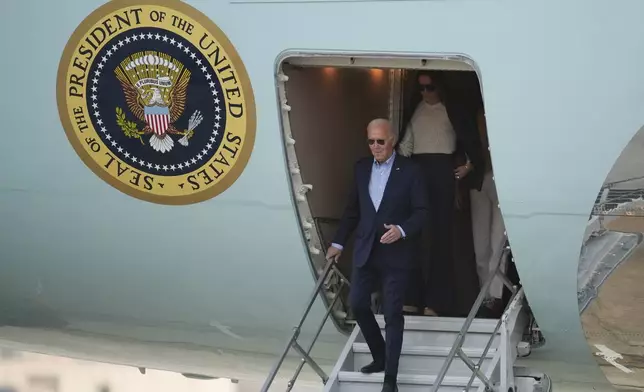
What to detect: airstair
<box><xmin>260</xmin><ymin>244</ymin><xmax>548</xmax><ymax>392</ymax></box>
<box><xmin>324</xmin><ymin>309</ymin><xmax>524</xmax><ymax>392</ymax></box>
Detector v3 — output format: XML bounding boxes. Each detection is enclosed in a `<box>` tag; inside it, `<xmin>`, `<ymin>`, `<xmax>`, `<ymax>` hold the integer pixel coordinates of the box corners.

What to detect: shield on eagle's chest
<box><xmin>144</xmin><ymin>106</ymin><xmax>170</xmax><ymax>136</ymax></box>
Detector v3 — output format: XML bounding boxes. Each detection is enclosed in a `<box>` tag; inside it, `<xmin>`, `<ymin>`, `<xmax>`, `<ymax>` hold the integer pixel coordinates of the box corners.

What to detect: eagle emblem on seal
<box><xmin>114</xmin><ymin>51</ymin><xmax>202</xmax><ymax>153</ymax></box>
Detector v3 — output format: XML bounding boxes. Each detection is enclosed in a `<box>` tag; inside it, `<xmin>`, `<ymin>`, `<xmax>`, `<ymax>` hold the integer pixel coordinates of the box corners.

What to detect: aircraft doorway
<box><xmin>276</xmin><ymin>55</ymin><xmax>514</xmax><ymax>330</ymax></box>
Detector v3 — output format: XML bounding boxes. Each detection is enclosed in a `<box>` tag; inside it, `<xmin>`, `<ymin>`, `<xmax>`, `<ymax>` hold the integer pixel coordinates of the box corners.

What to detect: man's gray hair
<box><xmin>367</xmin><ymin>118</ymin><xmax>398</xmax><ymax>143</ymax></box>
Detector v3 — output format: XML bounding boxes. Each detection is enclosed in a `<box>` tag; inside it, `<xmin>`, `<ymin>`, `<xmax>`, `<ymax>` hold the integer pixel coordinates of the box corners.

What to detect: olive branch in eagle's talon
<box><xmin>178</xmin><ymin>110</ymin><xmax>204</xmax><ymax>147</ymax></box>
<box><xmin>115</xmin><ymin>107</ymin><xmax>146</xmax><ymax>145</ymax></box>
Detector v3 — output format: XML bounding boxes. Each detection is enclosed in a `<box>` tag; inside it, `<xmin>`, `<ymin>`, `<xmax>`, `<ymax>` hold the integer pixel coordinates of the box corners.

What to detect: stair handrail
<box><xmin>465</xmin><ymin>286</ymin><xmax>524</xmax><ymax>392</ymax></box>
<box><xmin>430</xmin><ymin>241</ymin><xmax>515</xmax><ymax>392</ymax></box>
<box><xmin>312</xmin><ymin>217</ymin><xmax>352</xmax><ymax>327</ymax></box>
<box><xmin>260</xmin><ymin>257</ymin><xmax>351</xmax><ymax>392</ymax></box>
<box><xmin>496</xmin><ymin>285</ymin><xmax>525</xmax><ymax>392</ymax></box>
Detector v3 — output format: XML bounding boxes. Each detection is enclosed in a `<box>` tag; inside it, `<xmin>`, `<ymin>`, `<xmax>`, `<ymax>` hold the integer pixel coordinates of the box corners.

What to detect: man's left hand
<box><xmin>380</xmin><ymin>224</ymin><xmax>402</xmax><ymax>244</ymax></box>
<box><xmin>454</xmin><ymin>163</ymin><xmax>472</xmax><ymax>180</ymax></box>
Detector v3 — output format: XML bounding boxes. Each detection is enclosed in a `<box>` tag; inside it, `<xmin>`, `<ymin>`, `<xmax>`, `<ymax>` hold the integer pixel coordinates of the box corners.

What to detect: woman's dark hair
<box><xmin>416</xmin><ymin>70</ymin><xmax>448</xmax><ymax>101</ymax></box>
<box><xmin>399</xmin><ymin>70</ymin><xmax>448</xmax><ymax>143</ymax></box>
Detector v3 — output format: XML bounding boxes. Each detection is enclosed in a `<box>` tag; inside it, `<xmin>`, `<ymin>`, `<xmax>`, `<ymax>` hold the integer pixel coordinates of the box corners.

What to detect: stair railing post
<box><xmin>499</xmin><ymin>287</ymin><xmax>523</xmax><ymax>392</ymax></box>
<box><xmin>260</xmin><ymin>258</ymin><xmax>336</xmax><ymax>392</ymax></box>
<box><xmin>464</xmin><ymin>285</ymin><xmax>523</xmax><ymax>391</ymax></box>
<box><xmin>285</xmin><ymin>279</ymin><xmax>347</xmax><ymax>391</ymax></box>
<box><xmin>430</xmin><ymin>244</ymin><xmax>510</xmax><ymax>392</ymax></box>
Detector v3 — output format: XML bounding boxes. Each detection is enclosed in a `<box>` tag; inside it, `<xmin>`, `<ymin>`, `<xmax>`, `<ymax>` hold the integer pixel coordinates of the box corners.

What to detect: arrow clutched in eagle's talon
<box><xmin>178</xmin><ymin>110</ymin><xmax>204</xmax><ymax>146</ymax></box>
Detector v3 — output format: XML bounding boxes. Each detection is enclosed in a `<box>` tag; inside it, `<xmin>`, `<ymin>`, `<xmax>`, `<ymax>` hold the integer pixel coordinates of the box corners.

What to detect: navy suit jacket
<box><xmin>333</xmin><ymin>154</ymin><xmax>430</xmax><ymax>270</ymax></box>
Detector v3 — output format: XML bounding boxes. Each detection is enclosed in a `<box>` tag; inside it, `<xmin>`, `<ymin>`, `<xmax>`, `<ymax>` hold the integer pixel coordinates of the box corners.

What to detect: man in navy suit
<box><xmin>326</xmin><ymin>118</ymin><xmax>429</xmax><ymax>392</ymax></box>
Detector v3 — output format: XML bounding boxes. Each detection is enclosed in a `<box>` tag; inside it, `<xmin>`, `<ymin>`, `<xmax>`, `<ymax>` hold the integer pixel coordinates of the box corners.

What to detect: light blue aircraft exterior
<box><xmin>1</xmin><ymin>0</ymin><xmax>643</xmax><ymax>391</ymax></box>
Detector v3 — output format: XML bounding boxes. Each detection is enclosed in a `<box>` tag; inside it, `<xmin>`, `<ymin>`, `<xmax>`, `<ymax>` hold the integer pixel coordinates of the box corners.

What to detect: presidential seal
<box><xmin>57</xmin><ymin>0</ymin><xmax>256</xmax><ymax>204</ymax></box>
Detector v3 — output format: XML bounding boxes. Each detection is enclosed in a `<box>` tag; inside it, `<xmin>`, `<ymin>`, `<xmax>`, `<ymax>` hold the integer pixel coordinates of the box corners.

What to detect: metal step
<box><xmin>352</xmin><ymin>343</ymin><xmax>496</xmax><ymax>377</ymax></box>
<box><xmin>337</xmin><ymin>372</ymin><xmax>481</xmax><ymax>392</ymax></box>
<box><xmin>366</xmin><ymin>315</ymin><xmax>500</xmax><ymax>350</ymax></box>
<box><xmin>375</xmin><ymin>315</ymin><xmax>499</xmax><ymax>333</ymax></box>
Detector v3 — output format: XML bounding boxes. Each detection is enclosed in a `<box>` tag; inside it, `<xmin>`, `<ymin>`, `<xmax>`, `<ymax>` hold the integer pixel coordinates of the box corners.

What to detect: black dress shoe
<box><xmin>381</xmin><ymin>382</ymin><xmax>398</xmax><ymax>392</ymax></box>
<box><xmin>360</xmin><ymin>360</ymin><xmax>385</xmax><ymax>374</ymax></box>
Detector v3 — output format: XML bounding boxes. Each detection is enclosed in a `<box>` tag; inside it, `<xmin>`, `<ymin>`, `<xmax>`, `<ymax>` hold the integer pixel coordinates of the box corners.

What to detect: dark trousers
<box><xmin>406</xmin><ymin>153</ymin><xmax>456</xmax><ymax>315</ymax></box>
<box><xmin>350</xmin><ymin>242</ymin><xmax>408</xmax><ymax>379</ymax></box>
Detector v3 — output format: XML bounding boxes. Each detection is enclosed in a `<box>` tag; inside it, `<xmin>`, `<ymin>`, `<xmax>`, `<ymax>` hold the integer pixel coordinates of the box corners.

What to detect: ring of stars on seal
<box><xmin>57</xmin><ymin>1</ymin><xmax>256</xmax><ymax>205</ymax></box>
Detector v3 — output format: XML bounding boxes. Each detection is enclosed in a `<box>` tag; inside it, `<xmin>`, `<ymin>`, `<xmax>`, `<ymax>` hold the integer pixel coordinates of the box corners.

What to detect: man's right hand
<box><xmin>326</xmin><ymin>246</ymin><xmax>342</xmax><ymax>262</ymax></box>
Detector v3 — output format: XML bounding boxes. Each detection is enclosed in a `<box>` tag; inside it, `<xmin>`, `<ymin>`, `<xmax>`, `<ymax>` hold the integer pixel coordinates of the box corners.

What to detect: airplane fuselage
<box><xmin>1</xmin><ymin>0</ymin><xmax>643</xmax><ymax>391</ymax></box>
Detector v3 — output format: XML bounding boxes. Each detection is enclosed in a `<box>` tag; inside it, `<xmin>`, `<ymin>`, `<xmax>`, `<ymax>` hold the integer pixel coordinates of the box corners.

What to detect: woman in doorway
<box><xmin>398</xmin><ymin>70</ymin><xmax>483</xmax><ymax>317</ymax></box>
